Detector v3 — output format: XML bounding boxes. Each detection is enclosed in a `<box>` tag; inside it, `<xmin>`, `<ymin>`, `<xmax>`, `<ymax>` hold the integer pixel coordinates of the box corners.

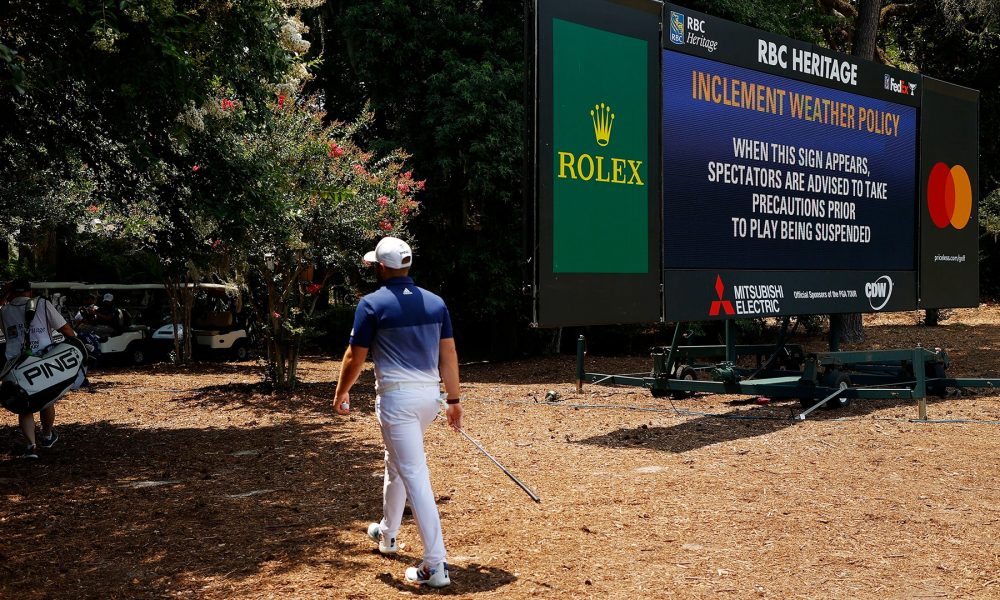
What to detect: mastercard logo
<box><xmin>927</xmin><ymin>162</ymin><xmax>972</xmax><ymax>229</ymax></box>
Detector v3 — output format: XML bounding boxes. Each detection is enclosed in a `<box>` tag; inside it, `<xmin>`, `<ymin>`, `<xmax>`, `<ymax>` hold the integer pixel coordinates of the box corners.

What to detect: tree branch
<box><xmin>816</xmin><ymin>0</ymin><xmax>858</xmax><ymax>18</ymax></box>
<box><xmin>880</xmin><ymin>2</ymin><xmax>922</xmax><ymax>25</ymax></box>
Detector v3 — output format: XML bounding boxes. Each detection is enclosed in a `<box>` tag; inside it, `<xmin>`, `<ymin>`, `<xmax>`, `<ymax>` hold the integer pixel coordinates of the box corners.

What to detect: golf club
<box><xmin>437</xmin><ymin>401</ymin><xmax>541</xmax><ymax>503</ymax></box>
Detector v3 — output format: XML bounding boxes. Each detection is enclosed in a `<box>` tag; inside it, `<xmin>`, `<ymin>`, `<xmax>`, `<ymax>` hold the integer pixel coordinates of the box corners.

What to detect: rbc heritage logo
<box><xmin>669</xmin><ymin>11</ymin><xmax>685</xmax><ymax>45</ymax></box>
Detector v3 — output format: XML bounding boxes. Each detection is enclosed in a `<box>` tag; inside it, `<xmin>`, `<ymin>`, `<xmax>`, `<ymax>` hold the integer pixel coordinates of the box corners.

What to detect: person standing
<box><xmin>1</xmin><ymin>279</ymin><xmax>78</xmax><ymax>458</ymax></box>
<box><xmin>333</xmin><ymin>237</ymin><xmax>463</xmax><ymax>588</ymax></box>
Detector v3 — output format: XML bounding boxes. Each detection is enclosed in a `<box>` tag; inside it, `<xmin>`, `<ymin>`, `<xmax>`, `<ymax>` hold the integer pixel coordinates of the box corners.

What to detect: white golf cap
<box><xmin>363</xmin><ymin>237</ymin><xmax>413</xmax><ymax>269</ymax></box>
<box><xmin>103</xmin><ymin>293</ymin><xmax>114</xmax><ymax>302</ymax></box>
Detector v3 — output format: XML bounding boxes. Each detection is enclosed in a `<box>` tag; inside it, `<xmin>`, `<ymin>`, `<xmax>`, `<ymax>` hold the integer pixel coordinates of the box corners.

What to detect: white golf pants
<box><xmin>375</xmin><ymin>385</ymin><xmax>447</xmax><ymax>566</ymax></box>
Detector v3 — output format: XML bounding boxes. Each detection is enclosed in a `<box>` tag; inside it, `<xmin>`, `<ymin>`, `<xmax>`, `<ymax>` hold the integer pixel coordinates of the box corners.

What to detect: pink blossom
<box><xmin>211</xmin><ymin>239</ymin><xmax>222</xmax><ymax>249</ymax></box>
<box><xmin>277</xmin><ymin>94</ymin><xmax>286</xmax><ymax>108</ymax></box>
<box><xmin>402</xmin><ymin>207</ymin><xmax>410</xmax><ymax>215</ymax></box>
<box><xmin>306</xmin><ymin>283</ymin><xmax>322</xmax><ymax>295</ymax></box>
<box><xmin>397</xmin><ymin>182</ymin><xmax>409</xmax><ymax>194</ymax></box>
<box><xmin>191</xmin><ymin>164</ymin><xmax>200</xmax><ymax>172</ymax></box>
<box><xmin>220</xmin><ymin>98</ymin><xmax>236</xmax><ymax>111</ymax></box>
<box><xmin>403</xmin><ymin>170</ymin><xmax>412</xmax><ymax>179</ymax></box>
<box><xmin>328</xmin><ymin>142</ymin><xmax>345</xmax><ymax>158</ymax></box>
<box><xmin>353</xmin><ymin>164</ymin><xmax>367</xmax><ymax>175</ymax></box>
<box><xmin>86</xmin><ymin>205</ymin><xmax>99</xmax><ymax>213</ymax></box>
<box><xmin>378</xmin><ymin>196</ymin><xmax>390</xmax><ymax>206</ymax></box>
<box><xmin>272</xmin><ymin>311</ymin><xmax>281</xmax><ymax>319</ymax></box>
<box><xmin>416</xmin><ymin>180</ymin><xmax>426</xmax><ymax>191</ymax></box>
<box><xmin>379</xmin><ymin>219</ymin><xmax>393</xmax><ymax>231</ymax></box>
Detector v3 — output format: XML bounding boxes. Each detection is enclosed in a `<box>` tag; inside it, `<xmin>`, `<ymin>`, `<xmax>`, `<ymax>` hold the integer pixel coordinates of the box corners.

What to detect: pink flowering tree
<box><xmin>231</xmin><ymin>94</ymin><xmax>421</xmax><ymax>389</ymax></box>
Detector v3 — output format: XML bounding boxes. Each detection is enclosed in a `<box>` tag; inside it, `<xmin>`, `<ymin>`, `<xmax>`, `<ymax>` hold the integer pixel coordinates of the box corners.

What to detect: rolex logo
<box><xmin>556</xmin><ymin>101</ymin><xmax>643</xmax><ymax>187</ymax></box>
<box><xmin>590</xmin><ymin>102</ymin><xmax>614</xmax><ymax>147</ymax></box>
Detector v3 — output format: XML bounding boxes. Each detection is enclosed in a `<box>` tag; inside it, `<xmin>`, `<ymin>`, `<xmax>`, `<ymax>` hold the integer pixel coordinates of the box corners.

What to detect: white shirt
<box><xmin>2</xmin><ymin>296</ymin><xmax>68</xmax><ymax>360</ymax></box>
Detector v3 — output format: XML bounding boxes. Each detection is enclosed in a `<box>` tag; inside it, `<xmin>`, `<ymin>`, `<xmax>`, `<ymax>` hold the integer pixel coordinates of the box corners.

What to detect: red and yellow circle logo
<box><xmin>927</xmin><ymin>162</ymin><xmax>972</xmax><ymax>230</ymax></box>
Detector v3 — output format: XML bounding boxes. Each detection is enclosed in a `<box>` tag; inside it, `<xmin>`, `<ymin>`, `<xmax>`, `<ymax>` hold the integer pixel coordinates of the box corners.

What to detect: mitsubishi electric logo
<box><xmin>710</xmin><ymin>276</ymin><xmax>784</xmax><ymax>316</ymax></box>
<box><xmin>865</xmin><ymin>275</ymin><xmax>893</xmax><ymax>310</ymax></box>
<box><xmin>556</xmin><ymin>103</ymin><xmax>644</xmax><ymax>186</ymax></box>
<box><xmin>590</xmin><ymin>103</ymin><xmax>614</xmax><ymax>147</ymax></box>
<box><xmin>709</xmin><ymin>275</ymin><xmax>735</xmax><ymax>316</ymax></box>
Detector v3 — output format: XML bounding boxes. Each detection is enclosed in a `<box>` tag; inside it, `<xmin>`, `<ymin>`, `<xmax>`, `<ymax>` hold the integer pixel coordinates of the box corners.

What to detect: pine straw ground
<box><xmin>3</xmin><ymin>308</ymin><xmax>1000</xmax><ymax>599</ymax></box>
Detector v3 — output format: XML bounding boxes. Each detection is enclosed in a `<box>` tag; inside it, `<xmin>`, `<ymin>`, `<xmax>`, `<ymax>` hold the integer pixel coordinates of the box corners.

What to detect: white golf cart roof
<box><xmin>31</xmin><ymin>282</ymin><xmax>239</xmax><ymax>292</ymax></box>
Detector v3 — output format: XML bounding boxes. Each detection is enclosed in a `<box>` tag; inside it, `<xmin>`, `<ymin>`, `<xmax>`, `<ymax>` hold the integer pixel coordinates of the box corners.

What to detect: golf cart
<box><xmin>33</xmin><ymin>282</ymin><xmax>157</xmax><ymax>366</ymax></box>
<box><xmin>151</xmin><ymin>283</ymin><xmax>251</xmax><ymax>361</ymax></box>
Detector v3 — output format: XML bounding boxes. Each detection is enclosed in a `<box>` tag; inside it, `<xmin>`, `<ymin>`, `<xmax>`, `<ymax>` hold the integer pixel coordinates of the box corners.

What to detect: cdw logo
<box><xmin>865</xmin><ymin>275</ymin><xmax>893</xmax><ymax>311</ymax></box>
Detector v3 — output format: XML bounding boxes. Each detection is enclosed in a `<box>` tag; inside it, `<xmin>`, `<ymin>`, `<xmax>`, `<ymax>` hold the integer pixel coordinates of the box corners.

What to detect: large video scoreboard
<box><xmin>530</xmin><ymin>0</ymin><xmax>980</xmax><ymax>326</ymax></box>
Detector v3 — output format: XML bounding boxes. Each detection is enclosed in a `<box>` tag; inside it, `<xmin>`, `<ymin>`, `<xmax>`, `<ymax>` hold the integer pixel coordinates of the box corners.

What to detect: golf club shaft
<box><xmin>436</xmin><ymin>412</ymin><xmax>541</xmax><ymax>503</ymax></box>
<box><xmin>456</xmin><ymin>427</ymin><xmax>542</xmax><ymax>503</ymax></box>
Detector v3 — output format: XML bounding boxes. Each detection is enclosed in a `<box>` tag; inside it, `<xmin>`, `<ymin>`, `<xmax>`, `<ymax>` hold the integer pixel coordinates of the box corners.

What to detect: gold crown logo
<box><xmin>590</xmin><ymin>103</ymin><xmax>615</xmax><ymax>147</ymax></box>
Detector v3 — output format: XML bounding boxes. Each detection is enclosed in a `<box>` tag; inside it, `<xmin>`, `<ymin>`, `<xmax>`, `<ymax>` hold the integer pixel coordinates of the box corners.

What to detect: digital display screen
<box><xmin>662</xmin><ymin>51</ymin><xmax>918</xmax><ymax>271</ymax></box>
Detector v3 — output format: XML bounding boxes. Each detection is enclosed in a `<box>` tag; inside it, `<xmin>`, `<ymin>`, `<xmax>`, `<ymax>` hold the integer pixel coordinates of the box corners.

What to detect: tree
<box><xmin>306</xmin><ymin>0</ymin><xmax>527</xmax><ymax>355</ymax></box>
<box><xmin>224</xmin><ymin>94</ymin><xmax>418</xmax><ymax>389</ymax></box>
<box><xmin>0</xmin><ymin>0</ymin><xmax>304</xmax><ymax>275</ymax></box>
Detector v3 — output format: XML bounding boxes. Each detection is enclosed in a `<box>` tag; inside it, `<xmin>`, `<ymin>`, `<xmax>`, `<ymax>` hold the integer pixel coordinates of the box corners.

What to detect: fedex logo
<box><xmin>884</xmin><ymin>74</ymin><xmax>917</xmax><ymax>96</ymax></box>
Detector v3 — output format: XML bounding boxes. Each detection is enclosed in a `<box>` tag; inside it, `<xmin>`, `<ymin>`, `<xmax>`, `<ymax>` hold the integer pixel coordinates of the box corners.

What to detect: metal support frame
<box><xmin>574</xmin><ymin>333</ymin><xmax>998</xmax><ymax>421</ymax></box>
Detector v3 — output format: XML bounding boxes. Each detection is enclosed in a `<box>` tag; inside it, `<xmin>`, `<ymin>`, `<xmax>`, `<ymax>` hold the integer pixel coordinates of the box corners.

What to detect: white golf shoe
<box><xmin>366</xmin><ymin>522</ymin><xmax>397</xmax><ymax>555</ymax></box>
<box><xmin>405</xmin><ymin>561</ymin><xmax>450</xmax><ymax>588</ymax></box>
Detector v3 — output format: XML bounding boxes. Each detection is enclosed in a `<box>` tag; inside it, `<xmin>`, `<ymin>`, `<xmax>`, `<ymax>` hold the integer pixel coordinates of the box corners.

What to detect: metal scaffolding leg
<box><xmin>797</xmin><ymin>382</ymin><xmax>849</xmax><ymax>421</ymax></box>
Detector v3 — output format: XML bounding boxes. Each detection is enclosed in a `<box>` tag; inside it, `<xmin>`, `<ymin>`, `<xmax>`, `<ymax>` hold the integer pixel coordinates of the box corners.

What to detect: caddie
<box><xmin>1</xmin><ymin>279</ymin><xmax>79</xmax><ymax>458</ymax></box>
<box><xmin>333</xmin><ymin>236</ymin><xmax>463</xmax><ymax>588</ymax></box>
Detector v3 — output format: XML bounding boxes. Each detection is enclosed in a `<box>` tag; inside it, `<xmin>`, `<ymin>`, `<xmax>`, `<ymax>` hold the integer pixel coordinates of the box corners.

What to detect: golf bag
<box><xmin>0</xmin><ymin>296</ymin><xmax>88</xmax><ymax>415</ymax></box>
<box><xmin>0</xmin><ymin>337</ymin><xmax>88</xmax><ymax>415</ymax></box>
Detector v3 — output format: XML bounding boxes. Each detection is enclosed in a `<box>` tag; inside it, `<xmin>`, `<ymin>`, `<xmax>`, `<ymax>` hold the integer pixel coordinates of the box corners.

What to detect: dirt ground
<box><xmin>3</xmin><ymin>307</ymin><xmax>1000</xmax><ymax>599</ymax></box>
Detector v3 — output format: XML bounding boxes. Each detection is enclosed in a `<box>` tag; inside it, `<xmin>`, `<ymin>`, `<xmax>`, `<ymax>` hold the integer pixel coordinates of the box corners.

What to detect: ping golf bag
<box><xmin>0</xmin><ymin>295</ymin><xmax>89</xmax><ymax>416</ymax></box>
<box><xmin>0</xmin><ymin>337</ymin><xmax>87</xmax><ymax>415</ymax></box>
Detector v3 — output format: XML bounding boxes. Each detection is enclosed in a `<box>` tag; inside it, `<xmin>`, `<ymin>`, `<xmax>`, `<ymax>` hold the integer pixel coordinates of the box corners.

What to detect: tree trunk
<box><xmin>164</xmin><ymin>276</ymin><xmax>195</xmax><ymax>363</ymax></box>
<box><xmin>852</xmin><ymin>0</ymin><xmax>881</xmax><ymax>60</ymax></box>
<box><xmin>840</xmin><ymin>312</ymin><xmax>864</xmax><ymax>343</ymax></box>
<box><xmin>831</xmin><ymin>0</ymin><xmax>881</xmax><ymax>349</ymax></box>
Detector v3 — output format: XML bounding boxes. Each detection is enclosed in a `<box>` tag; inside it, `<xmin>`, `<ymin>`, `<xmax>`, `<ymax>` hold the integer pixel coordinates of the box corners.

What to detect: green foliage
<box><xmin>983</xmin><ymin>188</ymin><xmax>1000</xmax><ymax>239</ymax></box>
<box><xmin>0</xmin><ymin>0</ymin><xmax>299</xmax><ymax>263</ymax></box>
<box><xmin>220</xmin><ymin>94</ymin><xmax>417</xmax><ymax>388</ymax></box>
<box><xmin>687</xmin><ymin>0</ymin><xmax>829</xmax><ymax>43</ymax></box>
<box><xmin>309</xmin><ymin>1</ymin><xmax>527</xmax><ymax>340</ymax></box>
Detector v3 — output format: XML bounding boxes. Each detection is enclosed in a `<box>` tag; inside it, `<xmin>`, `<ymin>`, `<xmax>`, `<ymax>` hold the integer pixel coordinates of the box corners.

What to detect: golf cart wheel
<box><xmin>126</xmin><ymin>342</ymin><xmax>145</xmax><ymax>366</ymax></box>
<box><xmin>231</xmin><ymin>340</ymin><xmax>249</xmax><ymax>361</ymax></box>
<box><xmin>671</xmin><ymin>364</ymin><xmax>696</xmax><ymax>399</ymax></box>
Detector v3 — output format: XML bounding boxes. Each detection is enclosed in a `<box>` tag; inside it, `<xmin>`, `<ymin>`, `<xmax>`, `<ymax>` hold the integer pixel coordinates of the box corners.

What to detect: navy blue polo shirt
<box><xmin>349</xmin><ymin>277</ymin><xmax>453</xmax><ymax>385</ymax></box>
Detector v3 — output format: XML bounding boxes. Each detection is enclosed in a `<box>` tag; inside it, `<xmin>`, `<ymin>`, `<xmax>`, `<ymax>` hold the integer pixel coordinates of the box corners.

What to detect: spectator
<box><xmin>88</xmin><ymin>293</ymin><xmax>120</xmax><ymax>337</ymax></box>
<box><xmin>73</xmin><ymin>294</ymin><xmax>99</xmax><ymax>329</ymax></box>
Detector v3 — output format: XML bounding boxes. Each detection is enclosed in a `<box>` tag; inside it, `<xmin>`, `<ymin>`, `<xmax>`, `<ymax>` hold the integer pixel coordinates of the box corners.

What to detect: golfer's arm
<box><xmin>57</xmin><ymin>323</ymin><xmax>76</xmax><ymax>337</ymax></box>
<box><xmin>335</xmin><ymin>344</ymin><xmax>368</xmax><ymax>396</ymax></box>
<box><xmin>439</xmin><ymin>338</ymin><xmax>460</xmax><ymax>398</ymax></box>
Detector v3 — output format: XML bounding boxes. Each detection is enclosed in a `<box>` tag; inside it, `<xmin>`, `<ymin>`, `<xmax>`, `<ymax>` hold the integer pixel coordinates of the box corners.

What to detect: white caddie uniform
<box><xmin>2</xmin><ymin>297</ymin><xmax>67</xmax><ymax>361</ymax></box>
<box><xmin>349</xmin><ymin>275</ymin><xmax>453</xmax><ymax>568</ymax></box>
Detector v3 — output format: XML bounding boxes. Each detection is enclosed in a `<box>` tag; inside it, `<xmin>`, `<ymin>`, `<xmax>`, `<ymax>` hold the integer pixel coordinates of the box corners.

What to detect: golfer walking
<box><xmin>334</xmin><ymin>237</ymin><xmax>462</xmax><ymax>588</ymax></box>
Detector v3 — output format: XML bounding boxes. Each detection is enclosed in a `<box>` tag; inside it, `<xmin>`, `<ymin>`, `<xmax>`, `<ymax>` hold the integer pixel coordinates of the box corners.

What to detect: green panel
<box><xmin>552</xmin><ymin>19</ymin><xmax>648</xmax><ymax>273</ymax></box>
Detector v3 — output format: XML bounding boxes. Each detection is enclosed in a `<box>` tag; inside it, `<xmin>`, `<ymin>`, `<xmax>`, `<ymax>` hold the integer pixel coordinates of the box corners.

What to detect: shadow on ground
<box><xmin>0</xmin><ymin>420</ymin><xmax>384</xmax><ymax>598</ymax></box>
<box><xmin>375</xmin><ymin>563</ymin><xmax>517</xmax><ymax>595</ymax></box>
<box><xmin>574</xmin><ymin>392</ymin><xmax>965</xmax><ymax>454</ymax></box>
